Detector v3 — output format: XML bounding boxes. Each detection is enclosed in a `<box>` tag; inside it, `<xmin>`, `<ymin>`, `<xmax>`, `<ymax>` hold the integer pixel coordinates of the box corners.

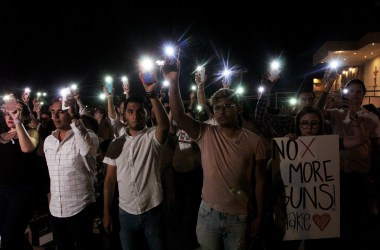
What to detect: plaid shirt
<box><xmin>255</xmin><ymin>94</ymin><xmax>294</xmax><ymax>137</ymax></box>
<box><xmin>44</xmin><ymin>120</ymin><xmax>99</xmax><ymax>218</ymax></box>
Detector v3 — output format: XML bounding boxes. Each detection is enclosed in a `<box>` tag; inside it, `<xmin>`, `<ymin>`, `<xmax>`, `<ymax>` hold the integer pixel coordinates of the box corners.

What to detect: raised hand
<box><xmin>64</xmin><ymin>95</ymin><xmax>78</xmax><ymax>117</ymax></box>
<box><xmin>221</xmin><ymin>78</ymin><xmax>231</xmax><ymax>89</ymax></box>
<box><xmin>162</xmin><ymin>59</ymin><xmax>180</xmax><ymax>82</ymax></box>
<box><xmin>260</xmin><ymin>71</ymin><xmax>277</xmax><ymax>91</ymax></box>
<box><xmin>195</xmin><ymin>72</ymin><xmax>206</xmax><ymax>85</ymax></box>
<box><xmin>323</xmin><ymin>68</ymin><xmax>338</xmax><ymax>92</ymax></box>
<box><xmin>9</xmin><ymin>102</ymin><xmax>22</xmax><ymax>122</ymax></box>
<box><xmin>139</xmin><ymin>71</ymin><xmax>158</xmax><ymax>93</ymax></box>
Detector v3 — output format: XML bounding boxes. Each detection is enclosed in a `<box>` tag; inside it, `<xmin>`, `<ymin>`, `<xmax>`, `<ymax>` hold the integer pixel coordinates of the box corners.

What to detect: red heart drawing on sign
<box><xmin>312</xmin><ymin>213</ymin><xmax>331</xmax><ymax>231</ymax></box>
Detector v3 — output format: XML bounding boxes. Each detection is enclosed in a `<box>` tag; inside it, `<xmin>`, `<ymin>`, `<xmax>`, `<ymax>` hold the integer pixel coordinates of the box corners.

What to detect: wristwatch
<box><xmin>146</xmin><ymin>90</ymin><xmax>159</xmax><ymax>99</ymax></box>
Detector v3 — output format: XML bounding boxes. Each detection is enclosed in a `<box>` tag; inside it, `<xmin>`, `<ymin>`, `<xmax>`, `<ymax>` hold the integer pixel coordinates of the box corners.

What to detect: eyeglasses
<box><xmin>299</xmin><ymin>121</ymin><xmax>320</xmax><ymax>129</ymax></box>
<box><xmin>213</xmin><ymin>104</ymin><xmax>237</xmax><ymax>113</ymax></box>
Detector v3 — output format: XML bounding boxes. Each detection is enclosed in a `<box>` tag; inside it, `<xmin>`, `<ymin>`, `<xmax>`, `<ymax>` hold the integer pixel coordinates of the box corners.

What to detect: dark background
<box><xmin>1</xmin><ymin>1</ymin><xmax>380</xmax><ymax>108</ymax></box>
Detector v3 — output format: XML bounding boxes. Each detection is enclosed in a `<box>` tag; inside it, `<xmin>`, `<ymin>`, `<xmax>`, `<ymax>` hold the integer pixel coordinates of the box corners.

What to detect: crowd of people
<box><xmin>0</xmin><ymin>59</ymin><xmax>380</xmax><ymax>250</ymax></box>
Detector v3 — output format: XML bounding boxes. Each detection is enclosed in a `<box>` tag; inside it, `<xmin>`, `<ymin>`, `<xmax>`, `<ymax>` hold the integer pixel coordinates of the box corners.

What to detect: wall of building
<box><xmin>363</xmin><ymin>56</ymin><xmax>380</xmax><ymax>107</ymax></box>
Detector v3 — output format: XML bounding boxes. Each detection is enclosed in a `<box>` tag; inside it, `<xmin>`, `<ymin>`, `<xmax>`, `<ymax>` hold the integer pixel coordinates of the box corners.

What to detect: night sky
<box><xmin>1</xmin><ymin>2</ymin><xmax>380</xmax><ymax>107</ymax></box>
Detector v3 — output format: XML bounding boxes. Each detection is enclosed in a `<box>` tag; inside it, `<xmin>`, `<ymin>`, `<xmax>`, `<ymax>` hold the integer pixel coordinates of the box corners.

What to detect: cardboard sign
<box><xmin>271</xmin><ymin>135</ymin><xmax>340</xmax><ymax>240</ymax></box>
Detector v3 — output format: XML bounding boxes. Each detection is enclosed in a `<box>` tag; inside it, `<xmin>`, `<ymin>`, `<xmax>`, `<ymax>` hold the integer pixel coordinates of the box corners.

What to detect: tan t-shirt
<box><xmin>196</xmin><ymin>125</ymin><xmax>266</xmax><ymax>215</ymax></box>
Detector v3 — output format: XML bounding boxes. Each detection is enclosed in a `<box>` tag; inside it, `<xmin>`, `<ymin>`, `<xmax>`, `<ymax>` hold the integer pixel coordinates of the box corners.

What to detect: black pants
<box><xmin>50</xmin><ymin>203</ymin><xmax>95</xmax><ymax>250</ymax></box>
<box><xmin>0</xmin><ymin>184</ymin><xmax>35</xmax><ymax>250</ymax></box>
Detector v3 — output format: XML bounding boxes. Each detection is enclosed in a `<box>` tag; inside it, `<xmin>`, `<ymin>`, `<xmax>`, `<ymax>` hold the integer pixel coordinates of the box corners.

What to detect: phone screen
<box><xmin>143</xmin><ymin>71</ymin><xmax>155</xmax><ymax>85</ymax></box>
<box><xmin>198</xmin><ymin>67</ymin><xmax>205</xmax><ymax>82</ymax></box>
<box><xmin>106</xmin><ymin>82</ymin><xmax>113</xmax><ymax>93</ymax></box>
<box><xmin>61</xmin><ymin>87</ymin><xmax>71</xmax><ymax>111</ymax></box>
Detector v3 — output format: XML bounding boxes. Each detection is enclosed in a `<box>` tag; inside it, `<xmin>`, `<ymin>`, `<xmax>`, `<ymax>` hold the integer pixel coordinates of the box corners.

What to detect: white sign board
<box><xmin>271</xmin><ymin>135</ymin><xmax>340</xmax><ymax>240</ymax></box>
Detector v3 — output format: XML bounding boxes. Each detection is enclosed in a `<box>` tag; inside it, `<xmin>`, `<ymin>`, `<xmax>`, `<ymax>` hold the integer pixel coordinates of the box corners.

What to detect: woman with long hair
<box><xmin>0</xmin><ymin>98</ymin><xmax>39</xmax><ymax>250</ymax></box>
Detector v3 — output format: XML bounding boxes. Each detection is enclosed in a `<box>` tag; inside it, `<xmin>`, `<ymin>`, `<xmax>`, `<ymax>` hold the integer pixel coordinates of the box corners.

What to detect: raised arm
<box><xmin>165</xmin><ymin>60</ymin><xmax>202</xmax><ymax>140</ymax></box>
<box><xmin>10</xmin><ymin>103</ymin><xmax>39</xmax><ymax>153</ymax></box>
<box><xmin>255</xmin><ymin>73</ymin><xmax>292</xmax><ymax>137</ymax></box>
<box><xmin>104</xmin><ymin>86</ymin><xmax>117</xmax><ymax>120</ymax></box>
<box><xmin>139</xmin><ymin>70</ymin><xmax>170</xmax><ymax>144</ymax></box>
<box><xmin>66</xmin><ymin>95</ymin><xmax>99</xmax><ymax>156</ymax></box>
<box><xmin>188</xmin><ymin>91</ymin><xmax>195</xmax><ymax>111</ymax></box>
<box><xmin>195</xmin><ymin>73</ymin><xmax>211</xmax><ymax>118</ymax></box>
<box><xmin>316</xmin><ymin>68</ymin><xmax>338</xmax><ymax>110</ymax></box>
<box><xmin>73</xmin><ymin>91</ymin><xmax>88</xmax><ymax>115</ymax></box>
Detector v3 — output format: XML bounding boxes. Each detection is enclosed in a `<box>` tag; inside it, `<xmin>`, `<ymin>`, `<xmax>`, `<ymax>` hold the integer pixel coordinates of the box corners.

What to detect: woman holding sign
<box><xmin>267</xmin><ymin>105</ymin><xmax>365</xmax><ymax>250</ymax></box>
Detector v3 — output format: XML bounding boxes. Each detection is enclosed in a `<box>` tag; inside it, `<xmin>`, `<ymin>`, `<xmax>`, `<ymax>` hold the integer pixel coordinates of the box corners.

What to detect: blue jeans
<box><xmin>196</xmin><ymin>200</ymin><xmax>247</xmax><ymax>250</ymax></box>
<box><xmin>118</xmin><ymin>204</ymin><xmax>164</xmax><ymax>250</ymax></box>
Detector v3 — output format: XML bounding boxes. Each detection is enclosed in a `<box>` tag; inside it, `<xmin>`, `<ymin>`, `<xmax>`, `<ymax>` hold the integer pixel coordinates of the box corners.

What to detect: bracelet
<box><xmin>14</xmin><ymin>118</ymin><xmax>22</xmax><ymax>125</ymax></box>
<box><xmin>146</xmin><ymin>90</ymin><xmax>159</xmax><ymax>99</ymax></box>
<box><xmin>70</xmin><ymin>113</ymin><xmax>80</xmax><ymax>120</ymax></box>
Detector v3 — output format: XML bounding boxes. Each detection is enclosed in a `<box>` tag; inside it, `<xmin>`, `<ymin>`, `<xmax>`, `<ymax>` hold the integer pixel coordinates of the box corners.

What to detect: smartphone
<box><xmin>71</xmin><ymin>84</ymin><xmax>79</xmax><ymax>95</ymax></box>
<box><xmin>162</xmin><ymin>57</ymin><xmax>179</xmax><ymax>73</ymax></box>
<box><xmin>142</xmin><ymin>71</ymin><xmax>155</xmax><ymax>85</ymax></box>
<box><xmin>197</xmin><ymin>66</ymin><xmax>206</xmax><ymax>82</ymax></box>
<box><xmin>61</xmin><ymin>87</ymin><xmax>71</xmax><ymax>110</ymax></box>
<box><xmin>106</xmin><ymin>81</ymin><xmax>113</xmax><ymax>93</ymax></box>
<box><xmin>4</xmin><ymin>94</ymin><xmax>18</xmax><ymax>112</ymax></box>
<box><xmin>162</xmin><ymin>46</ymin><xmax>180</xmax><ymax>73</ymax></box>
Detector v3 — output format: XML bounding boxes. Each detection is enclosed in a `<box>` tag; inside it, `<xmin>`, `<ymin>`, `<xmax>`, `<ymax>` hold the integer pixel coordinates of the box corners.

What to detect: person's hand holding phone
<box><xmin>323</xmin><ymin>68</ymin><xmax>338</xmax><ymax>93</ymax></box>
<box><xmin>260</xmin><ymin>72</ymin><xmax>277</xmax><ymax>91</ymax></box>
<box><xmin>221</xmin><ymin>78</ymin><xmax>231</xmax><ymax>89</ymax></box>
<box><xmin>162</xmin><ymin>46</ymin><xmax>180</xmax><ymax>73</ymax></box>
<box><xmin>268</xmin><ymin>68</ymin><xmax>281</xmax><ymax>83</ymax></box>
<box><xmin>195</xmin><ymin>72</ymin><xmax>206</xmax><ymax>86</ymax></box>
<box><xmin>196</xmin><ymin>66</ymin><xmax>206</xmax><ymax>83</ymax></box>
<box><xmin>64</xmin><ymin>94</ymin><xmax>78</xmax><ymax>118</ymax></box>
<box><xmin>162</xmin><ymin>59</ymin><xmax>180</xmax><ymax>83</ymax></box>
<box><xmin>139</xmin><ymin>58</ymin><xmax>157</xmax><ymax>86</ymax></box>
<box><xmin>60</xmin><ymin>87</ymin><xmax>71</xmax><ymax>111</ymax></box>
<box><xmin>267</xmin><ymin>60</ymin><xmax>282</xmax><ymax>83</ymax></box>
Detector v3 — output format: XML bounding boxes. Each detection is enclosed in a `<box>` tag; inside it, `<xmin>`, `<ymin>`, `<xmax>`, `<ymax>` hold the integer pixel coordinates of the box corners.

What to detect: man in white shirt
<box><xmin>44</xmin><ymin>97</ymin><xmax>99</xmax><ymax>250</ymax></box>
<box><xmin>102</xmin><ymin>77</ymin><xmax>170</xmax><ymax>249</ymax></box>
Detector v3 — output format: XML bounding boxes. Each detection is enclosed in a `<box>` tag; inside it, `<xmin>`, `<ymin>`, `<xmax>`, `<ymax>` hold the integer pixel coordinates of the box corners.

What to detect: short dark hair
<box><xmin>125</xmin><ymin>95</ymin><xmax>148</xmax><ymax>110</ymax></box>
<box><xmin>210</xmin><ymin>88</ymin><xmax>240</xmax><ymax>107</ymax></box>
<box><xmin>94</xmin><ymin>106</ymin><xmax>107</xmax><ymax>119</ymax></box>
<box><xmin>345</xmin><ymin>79</ymin><xmax>366</xmax><ymax>96</ymax></box>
